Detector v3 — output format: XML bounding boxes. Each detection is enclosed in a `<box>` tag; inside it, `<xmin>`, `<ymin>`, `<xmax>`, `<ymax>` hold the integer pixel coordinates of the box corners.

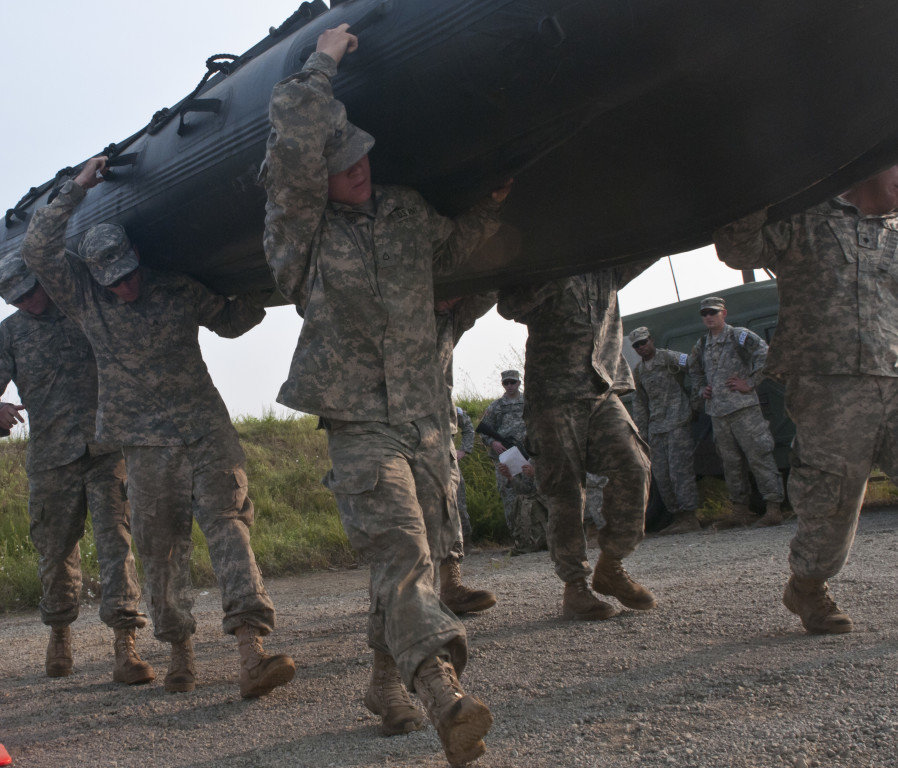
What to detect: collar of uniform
<box><xmin>828</xmin><ymin>195</ymin><xmax>898</xmax><ymax>224</ymax></box>
<box><xmin>708</xmin><ymin>323</ymin><xmax>732</xmax><ymax>344</ymax></box>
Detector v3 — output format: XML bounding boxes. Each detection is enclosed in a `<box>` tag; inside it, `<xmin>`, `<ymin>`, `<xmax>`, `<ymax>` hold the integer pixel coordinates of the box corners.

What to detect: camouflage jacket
<box><xmin>633</xmin><ymin>348</ymin><xmax>691</xmax><ymax>437</ymax></box>
<box><xmin>479</xmin><ymin>392</ymin><xmax>525</xmax><ymax>459</ymax></box>
<box><xmin>435</xmin><ymin>293</ymin><xmax>497</xmax><ymax>433</ymax></box>
<box><xmin>497</xmin><ymin>265</ymin><xmax>652</xmax><ymax>405</ymax></box>
<box><xmin>261</xmin><ymin>52</ymin><xmax>502</xmax><ymax>424</ymax></box>
<box><xmin>714</xmin><ymin>199</ymin><xmax>898</xmax><ymax>378</ymax></box>
<box><xmin>456</xmin><ymin>406</ymin><xmax>475</xmax><ymax>454</ymax></box>
<box><xmin>0</xmin><ymin>304</ymin><xmax>117</xmax><ymax>472</ymax></box>
<box><xmin>687</xmin><ymin>324</ymin><xmax>767</xmax><ymax>418</ymax></box>
<box><xmin>21</xmin><ymin>180</ymin><xmax>266</xmax><ymax>446</ymax></box>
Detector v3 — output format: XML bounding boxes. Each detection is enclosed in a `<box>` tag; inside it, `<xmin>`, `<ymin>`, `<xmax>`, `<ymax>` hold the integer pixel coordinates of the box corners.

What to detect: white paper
<box><xmin>498</xmin><ymin>446</ymin><xmax>527</xmax><ymax>476</ymax></box>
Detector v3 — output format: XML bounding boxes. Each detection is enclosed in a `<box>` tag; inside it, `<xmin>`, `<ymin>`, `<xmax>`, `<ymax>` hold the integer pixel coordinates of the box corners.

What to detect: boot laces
<box><xmin>419</xmin><ymin>658</ymin><xmax>463</xmax><ymax>706</ymax></box>
<box><xmin>809</xmin><ymin>584</ymin><xmax>840</xmax><ymax>616</ymax></box>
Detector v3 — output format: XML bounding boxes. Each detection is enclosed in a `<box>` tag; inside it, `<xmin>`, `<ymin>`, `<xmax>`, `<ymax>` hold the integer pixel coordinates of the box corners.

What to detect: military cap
<box><xmin>326</xmin><ymin>115</ymin><xmax>375</xmax><ymax>175</ymax></box>
<box><xmin>628</xmin><ymin>326</ymin><xmax>651</xmax><ymax>345</ymax></box>
<box><xmin>700</xmin><ymin>296</ymin><xmax>726</xmax><ymax>311</ymax></box>
<box><xmin>78</xmin><ymin>223</ymin><xmax>139</xmax><ymax>286</ymax></box>
<box><xmin>500</xmin><ymin>369</ymin><xmax>521</xmax><ymax>383</ymax></box>
<box><xmin>0</xmin><ymin>252</ymin><xmax>37</xmax><ymax>304</ymax></box>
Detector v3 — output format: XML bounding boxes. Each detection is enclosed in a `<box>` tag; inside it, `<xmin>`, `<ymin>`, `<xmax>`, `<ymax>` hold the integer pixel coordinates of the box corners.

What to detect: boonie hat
<box><xmin>78</xmin><ymin>223</ymin><xmax>139</xmax><ymax>286</ymax></box>
<box><xmin>628</xmin><ymin>326</ymin><xmax>651</xmax><ymax>345</ymax></box>
<box><xmin>700</xmin><ymin>296</ymin><xmax>726</xmax><ymax>311</ymax></box>
<box><xmin>325</xmin><ymin>99</ymin><xmax>375</xmax><ymax>175</ymax></box>
<box><xmin>0</xmin><ymin>252</ymin><xmax>37</xmax><ymax>304</ymax></box>
<box><xmin>501</xmin><ymin>369</ymin><xmax>521</xmax><ymax>383</ymax></box>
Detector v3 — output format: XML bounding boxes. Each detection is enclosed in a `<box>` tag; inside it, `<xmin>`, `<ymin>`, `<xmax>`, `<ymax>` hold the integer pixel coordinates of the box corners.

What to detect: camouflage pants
<box><xmin>526</xmin><ymin>395</ymin><xmax>651</xmax><ymax>583</ymax></box>
<box><xmin>456</xmin><ymin>472</ymin><xmax>473</xmax><ymax>544</ymax></box>
<box><xmin>585</xmin><ymin>473</ymin><xmax>608</xmax><ymax>529</ymax></box>
<box><xmin>509</xmin><ymin>492</ymin><xmax>548</xmax><ymax>552</ymax></box>
<box><xmin>493</xmin><ymin>465</ymin><xmax>518</xmax><ymax>529</ymax></box>
<box><xmin>649</xmin><ymin>425</ymin><xmax>699</xmax><ymax>513</ymax></box>
<box><xmin>124</xmin><ymin>425</ymin><xmax>274</xmax><ymax>643</ymax></box>
<box><xmin>29</xmin><ymin>449</ymin><xmax>145</xmax><ymax>629</ymax></box>
<box><xmin>493</xmin><ymin>464</ymin><xmax>547</xmax><ymax>552</ymax></box>
<box><xmin>712</xmin><ymin>405</ymin><xmax>784</xmax><ymax>505</ymax></box>
<box><xmin>786</xmin><ymin>375</ymin><xmax>898</xmax><ymax>580</ymax></box>
<box><xmin>443</xmin><ymin>444</ymin><xmax>466</xmax><ymax>563</ymax></box>
<box><xmin>324</xmin><ymin>414</ymin><xmax>466</xmax><ymax>688</ymax></box>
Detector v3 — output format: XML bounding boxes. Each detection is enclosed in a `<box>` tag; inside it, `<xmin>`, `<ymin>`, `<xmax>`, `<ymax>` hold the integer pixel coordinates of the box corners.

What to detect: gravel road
<box><xmin>3</xmin><ymin>509</ymin><xmax>898</xmax><ymax>768</ymax></box>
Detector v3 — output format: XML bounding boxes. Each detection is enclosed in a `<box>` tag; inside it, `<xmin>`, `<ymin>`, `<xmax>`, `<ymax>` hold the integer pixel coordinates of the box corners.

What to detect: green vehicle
<box><xmin>621</xmin><ymin>280</ymin><xmax>793</xmax><ymax>526</ymax></box>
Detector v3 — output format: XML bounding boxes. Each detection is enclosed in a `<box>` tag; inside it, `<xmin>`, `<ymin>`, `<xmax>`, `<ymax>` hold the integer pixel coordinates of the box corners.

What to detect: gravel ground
<box><xmin>3</xmin><ymin>509</ymin><xmax>898</xmax><ymax>768</ymax></box>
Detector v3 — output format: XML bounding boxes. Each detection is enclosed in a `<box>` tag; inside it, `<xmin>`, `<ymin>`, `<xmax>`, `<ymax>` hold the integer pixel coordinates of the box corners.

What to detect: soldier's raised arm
<box><xmin>261</xmin><ymin>25</ymin><xmax>359</xmax><ymax>307</ymax></box>
<box><xmin>21</xmin><ymin>157</ymin><xmax>107</xmax><ymax>318</ymax></box>
<box><xmin>430</xmin><ymin>181</ymin><xmax>511</xmax><ymax>278</ymax></box>
<box><xmin>714</xmin><ymin>209</ymin><xmax>793</xmax><ymax>271</ymax></box>
<box><xmin>186</xmin><ymin>277</ymin><xmax>269</xmax><ymax>339</ymax></box>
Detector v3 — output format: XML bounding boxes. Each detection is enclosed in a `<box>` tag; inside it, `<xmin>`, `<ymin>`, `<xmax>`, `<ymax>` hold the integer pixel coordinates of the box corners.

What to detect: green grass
<box><xmin>0</xmin><ymin>406</ymin><xmax>512</xmax><ymax>611</ymax></box>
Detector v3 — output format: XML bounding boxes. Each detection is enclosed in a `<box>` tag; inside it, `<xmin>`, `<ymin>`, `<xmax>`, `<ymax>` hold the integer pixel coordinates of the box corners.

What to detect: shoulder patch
<box><xmin>391</xmin><ymin>206</ymin><xmax>418</xmax><ymax>222</ymax></box>
<box><xmin>738</xmin><ymin>330</ymin><xmax>748</xmax><ymax>346</ymax></box>
<box><xmin>678</xmin><ymin>353</ymin><xmax>688</xmax><ymax>366</ymax></box>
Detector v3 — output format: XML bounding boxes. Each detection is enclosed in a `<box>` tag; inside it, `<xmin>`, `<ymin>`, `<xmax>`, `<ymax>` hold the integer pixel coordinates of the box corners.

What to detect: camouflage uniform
<box><xmin>633</xmin><ymin>348</ymin><xmax>699</xmax><ymax>514</ymax></box>
<box><xmin>585</xmin><ymin>473</ymin><xmax>608</xmax><ymax>530</ymax></box>
<box><xmin>0</xmin><ymin>296</ymin><xmax>144</xmax><ymax>630</ymax></box>
<box><xmin>507</xmin><ymin>468</ymin><xmax>549</xmax><ymax>553</ymax></box>
<box><xmin>688</xmin><ymin>324</ymin><xmax>784</xmax><ymax>506</ymax></box>
<box><xmin>453</xmin><ymin>406</ymin><xmax>476</xmax><ymax>545</ymax></box>
<box><xmin>498</xmin><ymin>267</ymin><xmax>652</xmax><ymax>583</ymax></box>
<box><xmin>435</xmin><ymin>295</ymin><xmax>496</xmax><ymax>560</ymax></box>
<box><xmin>479</xmin><ymin>390</ymin><xmax>544</xmax><ymax>551</ymax></box>
<box><xmin>715</xmin><ymin>200</ymin><xmax>898</xmax><ymax>580</ymax></box>
<box><xmin>21</xmin><ymin>180</ymin><xmax>274</xmax><ymax>643</ymax></box>
<box><xmin>261</xmin><ymin>52</ymin><xmax>502</xmax><ymax>686</ymax></box>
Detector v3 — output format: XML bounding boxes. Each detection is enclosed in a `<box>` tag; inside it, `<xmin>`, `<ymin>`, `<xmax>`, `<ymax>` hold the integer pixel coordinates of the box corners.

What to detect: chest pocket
<box><xmin>827</xmin><ymin>219</ymin><xmax>858</xmax><ymax>264</ymax></box>
<box><xmin>374</xmin><ymin>211</ymin><xmax>426</xmax><ymax>291</ymax></box>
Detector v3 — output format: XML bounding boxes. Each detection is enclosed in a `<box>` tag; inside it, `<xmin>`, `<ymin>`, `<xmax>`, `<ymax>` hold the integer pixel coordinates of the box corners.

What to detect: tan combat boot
<box><xmin>46</xmin><ymin>625</ymin><xmax>73</xmax><ymax>677</ymax></box>
<box><xmin>235</xmin><ymin>623</ymin><xmax>296</xmax><ymax>699</ymax></box>
<box><xmin>782</xmin><ymin>575</ymin><xmax>853</xmax><ymax>634</ymax></box>
<box><xmin>439</xmin><ymin>560</ymin><xmax>497</xmax><ymax>615</ymax></box>
<box><xmin>714</xmin><ymin>502</ymin><xmax>756</xmax><ymax>530</ymax></box>
<box><xmin>112</xmin><ymin>627</ymin><xmax>155</xmax><ymax>685</ymax></box>
<box><xmin>561</xmin><ymin>578</ymin><xmax>619</xmax><ymax>621</ymax></box>
<box><xmin>364</xmin><ymin>650</ymin><xmax>426</xmax><ymax>736</ymax></box>
<box><xmin>657</xmin><ymin>510</ymin><xmax>701</xmax><ymax>536</ymax></box>
<box><xmin>591</xmin><ymin>553</ymin><xmax>657</xmax><ymax>610</ymax></box>
<box><xmin>165</xmin><ymin>638</ymin><xmax>197</xmax><ymax>693</ymax></box>
<box><xmin>754</xmin><ymin>501</ymin><xmax>784</xmax><ymax>527</ymax></box>
<box><xmin>413</xmin><ymin>655</ymin><xmax>492</xmax><ymax>767</ymax></box>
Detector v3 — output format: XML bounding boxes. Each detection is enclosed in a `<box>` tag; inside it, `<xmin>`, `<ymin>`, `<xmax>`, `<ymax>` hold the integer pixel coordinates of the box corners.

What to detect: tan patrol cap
<box><xmin>628</xmin><ymin>326</ymin><xmax>651</xmax><ymax>345</ymax></box>
<box><xmin>78</xmin><ymin>223</ymin><xmax>139</xmax><ymax>286</ymax></box>
<box><xmin>500</xmin><ymin>369</ymin><xmax>521</xmax><ymax>383</ymax></box>
<box><xmin>700</xmin><ymin>296</ymin><xmax>726</xmax><ymax>311</ymax></box>
<box><xmin>0</xmin><ymin>252</ymin><xmax>37</xmax><ymax>304</ymax></box>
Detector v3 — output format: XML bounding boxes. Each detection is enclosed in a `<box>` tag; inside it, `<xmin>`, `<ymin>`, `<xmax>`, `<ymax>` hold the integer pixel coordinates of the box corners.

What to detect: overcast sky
<box><xmin>0</xmin><ymin>1</ymin><xmax>766</xmax><ymax>426</ymax></box>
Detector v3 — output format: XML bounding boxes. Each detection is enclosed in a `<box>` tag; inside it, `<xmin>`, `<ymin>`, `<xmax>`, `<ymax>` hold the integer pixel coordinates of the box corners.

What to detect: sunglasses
<box><xmin>109</xmin><ymin>269</ymin><xmax>138</xmax><ymax>288</ymax></box>
<box><xmin>700</xmin><ymin>308</ymin><xmax>720</xmax><ymax>317</ymax></box>
<box><xmin>502</xmin><ymin>380</ymin><xmax>518</xmax><ymax>386</ymax></box>
<box><xmin>632</xmin><ymin>339</ymin><xmax>649</xmax><ymax>349</ymax></box>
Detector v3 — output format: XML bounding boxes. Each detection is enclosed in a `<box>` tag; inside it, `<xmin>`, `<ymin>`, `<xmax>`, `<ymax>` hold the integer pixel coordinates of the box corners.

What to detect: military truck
<box><xmin>621</xmin><ymin>279</ymin><xmax>792</xmax><ymax>526</ymax></box>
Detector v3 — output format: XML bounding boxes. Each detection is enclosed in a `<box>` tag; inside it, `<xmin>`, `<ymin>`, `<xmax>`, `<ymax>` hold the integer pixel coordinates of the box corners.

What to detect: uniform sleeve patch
<box><xmin>738</xmin><ymin>330</ymin><xmax>748</xmax><ymax>346</ymax></box>
<box><xmin>678</xmin><ymin>353</ymin><xmax>688</xmax><ymax>366</ymax></box>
